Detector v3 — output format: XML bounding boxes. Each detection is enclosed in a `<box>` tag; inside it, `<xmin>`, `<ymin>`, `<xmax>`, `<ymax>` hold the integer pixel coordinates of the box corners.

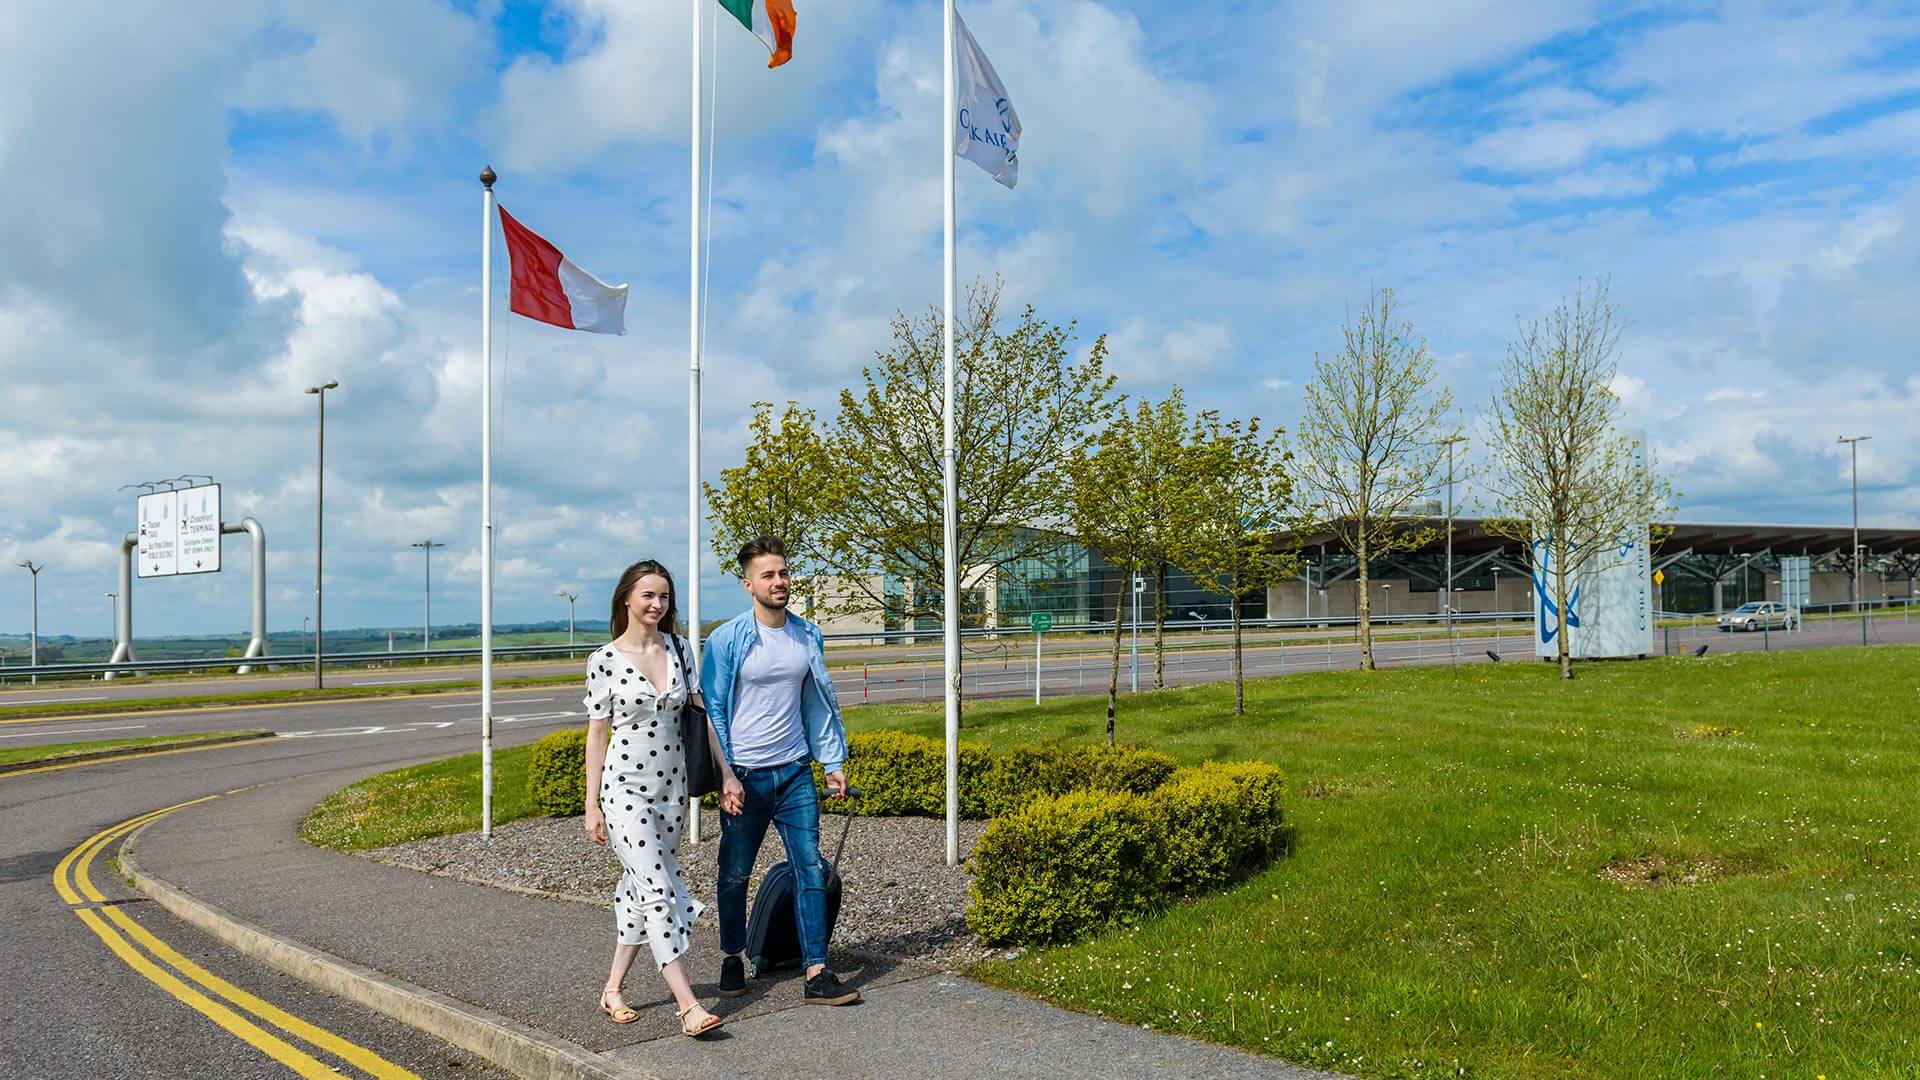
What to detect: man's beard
<box><xmin>758</xmin><ymin>591</ymin><xmax>789</xmax><ymax>610</ymax></box>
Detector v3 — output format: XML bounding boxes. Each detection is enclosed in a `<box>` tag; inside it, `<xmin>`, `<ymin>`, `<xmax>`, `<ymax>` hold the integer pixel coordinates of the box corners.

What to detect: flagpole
<box><xmin>941</xmin><ymin>0</ymin><xmax>961</xmax><ymax>867</ymax></box>
<box><xmin>479</xmin><ymin>164</ymin><xmax>498</xmax><ymax>840</ymax></box>
<box><xmin>687</xmin><ymin>0</ymin><xmax>705</xmax><ymax>846</ymax></box>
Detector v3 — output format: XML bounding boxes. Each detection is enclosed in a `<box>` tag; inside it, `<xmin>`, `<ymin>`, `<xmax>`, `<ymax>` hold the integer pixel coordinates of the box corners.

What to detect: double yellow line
<box><xmin>54</xmin><ymin>799</ymin><xmax>420</xmax><ymax>1079</ymax></box>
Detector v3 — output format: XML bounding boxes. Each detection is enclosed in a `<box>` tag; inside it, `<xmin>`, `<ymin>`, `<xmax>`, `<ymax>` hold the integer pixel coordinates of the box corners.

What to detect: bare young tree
<box><xmin>1294</xmin><ymin>287</ymin><xmax>1455</xmax><ymax>669</ymax></box>
<box><xmin>1482</xmin><ymin>279</ymin><xmax>1676</xmax><ymax>679</ymax></box>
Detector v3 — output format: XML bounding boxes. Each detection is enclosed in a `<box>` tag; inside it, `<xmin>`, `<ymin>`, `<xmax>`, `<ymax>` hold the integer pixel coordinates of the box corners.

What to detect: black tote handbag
<box><xmin>675</xmin><ymin>635</ymin><xmax>723</xmax><ymax>799</ymax></box>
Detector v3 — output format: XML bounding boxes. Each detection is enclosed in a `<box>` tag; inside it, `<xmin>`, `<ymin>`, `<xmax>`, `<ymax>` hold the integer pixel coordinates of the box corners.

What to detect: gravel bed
<box><xmin>365</xmin><ymin>811</ymin><xmax>1003</xmax><ymax>970</ymax></box>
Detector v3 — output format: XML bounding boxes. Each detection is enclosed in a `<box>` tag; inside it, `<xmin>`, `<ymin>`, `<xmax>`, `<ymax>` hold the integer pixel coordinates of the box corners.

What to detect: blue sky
<box><xmin>3</xmin><ymin>0</ymin><xmax>1918</xmax><ymax>638</ymax></box>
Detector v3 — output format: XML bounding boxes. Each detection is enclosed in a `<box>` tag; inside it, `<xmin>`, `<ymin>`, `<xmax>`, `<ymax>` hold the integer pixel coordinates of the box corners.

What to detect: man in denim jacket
<box><xmin>699</xmin><ymin>535</ymin><xmax>858</xmax><ymax>1005</ymax></box>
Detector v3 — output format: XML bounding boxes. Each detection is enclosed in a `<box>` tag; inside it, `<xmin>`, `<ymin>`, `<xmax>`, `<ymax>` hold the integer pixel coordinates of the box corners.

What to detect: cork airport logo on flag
<box><xmin>953</xmin><ymin>11</ymin><xmax>1020</xmax><ymax>189</ymax></box>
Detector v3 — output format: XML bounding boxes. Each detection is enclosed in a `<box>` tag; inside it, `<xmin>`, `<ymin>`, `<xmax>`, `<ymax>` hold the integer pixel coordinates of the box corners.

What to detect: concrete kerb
<box><xmin>119</xmin><ymin>826</ymin><xmax>653</xmax><ymax>1080</ymax></box>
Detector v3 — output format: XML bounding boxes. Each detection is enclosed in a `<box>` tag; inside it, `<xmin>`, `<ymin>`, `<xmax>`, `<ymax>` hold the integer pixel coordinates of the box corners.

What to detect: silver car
<box><xmin>1716</xmin><ymin>601</ymin><xmax>1797</xmax><ymax>632</ymax></box>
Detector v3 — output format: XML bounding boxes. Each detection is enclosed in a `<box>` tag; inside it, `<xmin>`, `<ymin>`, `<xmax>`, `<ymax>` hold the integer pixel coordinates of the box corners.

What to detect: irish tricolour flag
<box><xmin>497</xmin><ymin>206</ymin><xmax>629</xmax><ymax>335</ymax></box>
<box><xmin>719</xmin><ymin>0</ymin><xmax>797</xmax><ymax>68</ymax></box>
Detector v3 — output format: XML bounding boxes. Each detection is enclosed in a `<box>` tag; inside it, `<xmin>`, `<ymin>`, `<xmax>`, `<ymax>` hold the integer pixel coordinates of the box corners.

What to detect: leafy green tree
<box><xmin>1064</xmin><ymin>395</ymin><xmax>1205</xmax><ymax>744</ymax></box>
<box><xmin>1175</xmin><ymin>414</ymin><xmax>1301</xmax><ymax>715</ymax></box>
<box><xmin>704</xmin><ymin>400</ymin><xmax>840</xmax><ymax>607</ymax></box>
<box><xmin>1295</xmin><ymin>287</ymin><xmax>1455</xmax><ymax>670</ymax></box>
<box><xmin>818</xmin><ymin>281</ymin><xmax>1117</xmax><ymax>647</ymax></box>
<box><xmin>1482</xmin><ymin>279</ymin><xmax>1677</xmax><ymax>679</ymax></box>
<box><xmin>1134</xmin><ymin>389</ymin><xmax>1206</xmax><ymax>689</ymax></box>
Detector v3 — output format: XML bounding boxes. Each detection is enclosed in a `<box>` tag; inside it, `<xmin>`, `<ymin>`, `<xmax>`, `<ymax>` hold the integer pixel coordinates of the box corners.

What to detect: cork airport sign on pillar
<box><xmin>137</xmin><ymin>483</ymin><xmax>221</xmax><ymax>578</ymax></box>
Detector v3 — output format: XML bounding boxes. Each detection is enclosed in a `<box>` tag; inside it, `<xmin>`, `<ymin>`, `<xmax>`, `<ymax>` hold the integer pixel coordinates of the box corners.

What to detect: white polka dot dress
<box><xmin>583</xmin><ymin>637</ymin><xmax>706</xmax><ymax>969</ymax></box>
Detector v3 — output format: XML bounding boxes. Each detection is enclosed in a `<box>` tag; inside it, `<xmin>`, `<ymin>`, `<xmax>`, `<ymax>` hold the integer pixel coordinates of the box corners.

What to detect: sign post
<box><xmin>1029</xmin><ymin>610</ymin><xmax>1052</xmax><ymax>704</ymax></box>
<box><xmin>1130</xmin><ymin>574</ymin><xmax>1144</xmax><ymax>693</ymax></box>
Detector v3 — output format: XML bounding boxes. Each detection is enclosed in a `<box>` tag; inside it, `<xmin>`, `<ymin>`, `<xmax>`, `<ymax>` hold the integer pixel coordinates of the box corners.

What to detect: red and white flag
<box><xmin>497</xmin><ymin>205</ymin><xmax>629</xmax><ymax>335</ymax></box>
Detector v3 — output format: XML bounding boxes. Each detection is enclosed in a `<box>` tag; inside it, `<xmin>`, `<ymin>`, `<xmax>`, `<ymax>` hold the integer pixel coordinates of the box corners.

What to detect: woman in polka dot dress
<box><xmin>583</xmin><ymin>559</ymin><xmax>726</xmax><ymax>1037</ymax></box>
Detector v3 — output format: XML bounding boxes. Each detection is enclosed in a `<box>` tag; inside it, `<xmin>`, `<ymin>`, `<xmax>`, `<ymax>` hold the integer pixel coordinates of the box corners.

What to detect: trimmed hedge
<box><xmin>977</xmin><ymin>742</ymin><xmax>1178</xmax><ymax>816</ymax></box>
<box><xmin>966</xmin><ymin>759</ymin><xmax>1287</xmax><ymax>946</ymax></box>
<box><xmin>818</xmin><ymin>731</ymin><xmax>995</xmax><ymax>817</ymax></box>
<box><xmin>1157</xmin><ymin>762</ymin><xmax>1288</xmax><ymax>891</ymax></box>
<box><xmin>964</xmin><ymin>789</ymin><xmax>1167</xmax><ymax>946</ymax></box>
<box><xmin>529</xmin><ymin>728</ymin><xmax>589</xmax><ymax>816</ymax></box>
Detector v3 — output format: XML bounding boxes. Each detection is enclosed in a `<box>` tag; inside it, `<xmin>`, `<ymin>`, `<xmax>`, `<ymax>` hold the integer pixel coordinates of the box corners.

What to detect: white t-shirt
<box><xmin>729</xmin><ymin>619</ymin><xmax>812</xmax><ymax>768</ymax></box>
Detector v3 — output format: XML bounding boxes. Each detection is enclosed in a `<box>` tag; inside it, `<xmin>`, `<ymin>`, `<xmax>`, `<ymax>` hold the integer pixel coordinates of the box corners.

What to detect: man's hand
<box><xmin>584</xmin><ymin>805</ymin><xmax>607</xmax><ymax>846</ymax></box>
<box><xmin>824</xmin><ymin>770</ymin><xmax>849</xmax><ymax>800</ymax></box>
<box><xmin>720</xmin><ymin>774</ymin><xmax>746</xmax><ymax>816</ymax></box>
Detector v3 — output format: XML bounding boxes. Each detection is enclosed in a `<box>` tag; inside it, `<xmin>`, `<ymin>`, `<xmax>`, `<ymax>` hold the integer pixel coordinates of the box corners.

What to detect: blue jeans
<box><xmin>718</xmin><ymin>759</ymin><xmax>828</xmax><ymax>969</ymax></box>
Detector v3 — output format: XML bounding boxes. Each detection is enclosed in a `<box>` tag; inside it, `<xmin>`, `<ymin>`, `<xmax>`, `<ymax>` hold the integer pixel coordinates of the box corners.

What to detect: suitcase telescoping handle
<box><xmin>824</xmin><ymin>785</ymin><xmax>862</xmax><ymax>867</ymax></box>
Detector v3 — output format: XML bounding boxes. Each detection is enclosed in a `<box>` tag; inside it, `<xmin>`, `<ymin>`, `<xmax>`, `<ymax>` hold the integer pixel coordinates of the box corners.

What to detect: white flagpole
<box><xmin>941</xmin><ymin>0</ymin><xmax>961</xmax><ymax>867</ymax></box>
<box><xmin>479</xmin><ymin>164</ymin><xmax>498</xmax><ymax>839</ymax></box>
<box><xmin>687</xmin><ymin>0</ymin><xmax>705</xmax><ymax>845</ymax></box>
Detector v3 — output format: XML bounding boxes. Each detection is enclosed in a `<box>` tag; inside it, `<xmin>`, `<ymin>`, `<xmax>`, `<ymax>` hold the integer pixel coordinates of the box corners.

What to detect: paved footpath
<box><xmin>131</xmin><ymin>762</ymin><xmax>1342</xmax><ymax>1079</ymax></box>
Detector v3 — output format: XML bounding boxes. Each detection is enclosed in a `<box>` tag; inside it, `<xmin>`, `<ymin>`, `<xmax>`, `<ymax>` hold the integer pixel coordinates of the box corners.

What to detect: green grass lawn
<box><xmin>0</xmin><ymin>730</ymin><xmax>270</xmax><ymax>768</ymax></box>
<box><xmin>301</xmin><ymin>645</ymin><xmax>1919</xmax><ymax>1078</ymax></box>
<box><xmin>301</xmin><ymin>745</ymin><xmax>536</xmax><ymax>851</ymax></box>
<box><xmin>853</xmin><ymin>647</ymin><xmax>1920</xmax><ymax>1079</ymax></box>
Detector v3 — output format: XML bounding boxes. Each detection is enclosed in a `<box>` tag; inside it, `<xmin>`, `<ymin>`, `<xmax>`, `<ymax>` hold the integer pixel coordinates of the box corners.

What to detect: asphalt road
<box><xmin>7</xmin><ymin>617</ymin><xmax>1917</xmax><ymax>751</ymax></box>
<box><xmin>0</xmin><ymin>620</ymin><xmax>1544</xmax><ymax>705</ymax></box>
<box><xmin>1</xmin><ymin>714</ymin><xmax>579</xmax><ymax>1079</ymax></box>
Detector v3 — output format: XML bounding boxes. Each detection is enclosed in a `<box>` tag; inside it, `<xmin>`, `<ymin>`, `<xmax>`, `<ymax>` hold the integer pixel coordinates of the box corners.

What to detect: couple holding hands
<box><xmin>581</xmin><ymin>536</ymin><xmax>856</xmax><ymax>1038</ymax></box>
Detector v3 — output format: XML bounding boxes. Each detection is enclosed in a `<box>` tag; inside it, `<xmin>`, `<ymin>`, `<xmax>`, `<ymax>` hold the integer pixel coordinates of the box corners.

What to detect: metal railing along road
<box><xmin>0</xmin><ymin>612</ymin><xmax>1538</xmax><ymax>683</ymax></box>
<box><xmin>8</xmin><ymin>604</ymin><xmax>1911</xmax><ymax>685</ymax></box>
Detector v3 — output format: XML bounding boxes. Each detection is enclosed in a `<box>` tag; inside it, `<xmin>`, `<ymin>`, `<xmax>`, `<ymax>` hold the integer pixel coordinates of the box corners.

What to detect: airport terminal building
<box><xmin>817</xmin><ymin>519</ymin><xmax>1920</xmax><ymax>634</ymax></box>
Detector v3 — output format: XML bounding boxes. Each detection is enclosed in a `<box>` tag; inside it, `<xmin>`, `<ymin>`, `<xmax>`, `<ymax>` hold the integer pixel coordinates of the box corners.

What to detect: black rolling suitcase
<box><xmin>745</xmin><ymin>788</ymin><xmax>858</xmax><ymax>977</ymax></box>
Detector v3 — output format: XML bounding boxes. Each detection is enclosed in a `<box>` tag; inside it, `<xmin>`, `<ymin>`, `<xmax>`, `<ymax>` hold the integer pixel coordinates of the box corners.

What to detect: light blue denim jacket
<box><xmin>699</xmin><ymin>609</ymin><xmax>848</xmax><ymax>776</ymax></box>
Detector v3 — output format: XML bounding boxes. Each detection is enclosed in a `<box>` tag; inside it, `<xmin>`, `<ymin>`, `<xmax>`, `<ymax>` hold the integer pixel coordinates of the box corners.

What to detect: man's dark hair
<box><xmin>737</xmin><ymin>535</ymin><xmax>787</xmax><ymax>570</ymax></box>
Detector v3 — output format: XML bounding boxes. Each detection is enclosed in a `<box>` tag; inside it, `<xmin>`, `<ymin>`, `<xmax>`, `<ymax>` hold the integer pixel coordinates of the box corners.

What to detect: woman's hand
<box><xmin>720</xmin><ymin>774</ymin><xmax>745</xmax><ymax>816</ymax></box>
<box><xmin>584</xmin><ymin>804</ymin><xmax>608</xmax><ymax>846</ymax></box>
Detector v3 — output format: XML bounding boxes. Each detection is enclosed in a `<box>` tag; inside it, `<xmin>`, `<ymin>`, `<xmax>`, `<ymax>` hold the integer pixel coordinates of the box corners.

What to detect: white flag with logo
<box><xmin>953</xmin><ymin>11</ymin><xmax>1020</xmax><ymax>189</ymax></box>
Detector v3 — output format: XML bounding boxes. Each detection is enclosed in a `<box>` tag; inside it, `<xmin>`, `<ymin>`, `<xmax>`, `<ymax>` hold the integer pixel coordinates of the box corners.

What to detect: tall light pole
<box><xmin>305</xmin><ymin>380</ymin><xmax>338</xmax><ymax>688</ymax></box>
<box><xmin>411</xmin><ymin>539</ymin><xmax>445</xmax><ymax>649</ymax></box>
<box><xmin>104</xmin><ymin>592</ymin><xmax>116</xmax><ymax>644</ymax></box>
<box><xmin>555</xmin><ymin>589</ymin><xmax>578</xmax><ymax>645</ymax></box>
<box><xmin>301</xmin><ymin>616</ymin><xmax>310</xmax><ymax>656</ymax></box>
<box><xmin>16</xmin><ymin>561</ymin><xmax>41</xmax><ymax>684</ymax></box>
<box><xmin>1439</xmin><ymin>435</ymin><xmax>1467</xmax><ymax>638</ymax></box>
<box><xmin>1838</xmin><ymin>434</ymin><xmax>1872</xmax><ymax>613</ymax></box>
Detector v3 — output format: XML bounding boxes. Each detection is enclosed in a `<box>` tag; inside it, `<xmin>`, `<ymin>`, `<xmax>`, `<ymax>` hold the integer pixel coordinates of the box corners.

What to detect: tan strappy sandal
<box><xmin>676</xmin><ymin>1001</ymin><xmax>723</xmax><ymax>1038</ymax></box>
<box><xmin>599</xmin><ymin>988</ymin><xmax>639</xmax><ymax>1024</ymax></box>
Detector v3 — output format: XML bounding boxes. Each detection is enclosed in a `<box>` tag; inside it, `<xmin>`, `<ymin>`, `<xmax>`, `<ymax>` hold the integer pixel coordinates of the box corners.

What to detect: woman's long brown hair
<box><xmin>608</xmin><ymin>559</ymin><xmax>680</xmax><ymax>640</ymax></box>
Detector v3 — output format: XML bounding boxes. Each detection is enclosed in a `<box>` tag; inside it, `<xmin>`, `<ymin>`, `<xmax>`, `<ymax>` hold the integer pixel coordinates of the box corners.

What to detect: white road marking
<box><xmin>0</xmin><ymin>723</ymin><xmax>148</xmax><ymax>740</ymax></box>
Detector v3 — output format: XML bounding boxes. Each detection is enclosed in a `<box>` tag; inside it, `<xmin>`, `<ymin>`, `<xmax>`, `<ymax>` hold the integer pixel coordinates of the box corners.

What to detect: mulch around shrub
<box><xmin>363</xmin><ymin>811</ymin><xmax>1005</xmax><ymax>970</ymax></box>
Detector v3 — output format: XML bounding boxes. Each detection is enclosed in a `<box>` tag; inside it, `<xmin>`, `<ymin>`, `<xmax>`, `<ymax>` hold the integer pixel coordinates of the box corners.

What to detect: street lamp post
<box><xmin>301</xmin><ymin>615</ymin><xmax>310</xmax><ymax>656</ymax></box>
<box><xmin>305</xmin><ymin>380</ymin><xmax>338</xmax><ymax>689</ymax></box>
<box><xmin>16</xmin><ymin>561</ymin><xmax>41</xmax><ymax>685</ymax></box>
<box><xmin>1837</xmin><ymin>435</ymin><xmax>1872</xmax><ymax>613</ymax></box>
<box><xmin>556</xmin><ymin>589</ymin><xmax>579</xmax><ymax>645</ymax></box>
<box><xmin>411</xmin><ymin>539</ymin><xmax>445</xmax><ymax>649</ymax></box>
<box><xmin>1129</xmin><ymin>573</ymin><xmax>1143</xmax><ymax>693</ymax></box>
<box><xmin>104</xmin><ymin>592</ymin><xmax>116</xmax><ymax>644</ymax></box>
<box><xmin>1439</xmin><ymin>435</ymin><xmax>1467</xmax><ymax>645</ymax></box>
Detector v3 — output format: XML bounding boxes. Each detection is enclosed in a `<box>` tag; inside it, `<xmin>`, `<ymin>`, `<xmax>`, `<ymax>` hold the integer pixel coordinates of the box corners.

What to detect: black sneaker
<box><xmin>803</xmin><ymin>969</ymin><xmax>860</xmax><ymax>1006</ymax></box>
<box><xmin>718</xmin><ymin>955</ymin><xmax>748</xmax><ymax>998</ymax></box>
